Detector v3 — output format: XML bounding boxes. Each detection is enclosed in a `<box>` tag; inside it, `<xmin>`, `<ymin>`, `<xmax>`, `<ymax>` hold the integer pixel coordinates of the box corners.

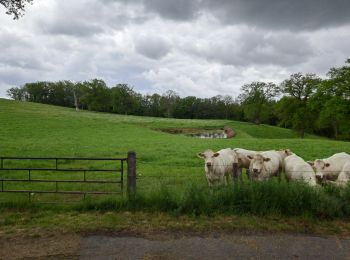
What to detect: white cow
<box><xmin>276</xmin><ymin>149</ymin><xmax>294</xmax><ymax>172</ymax></box>
<box><xmin>231</xmin><ymin>148</ymin><xmax>258</xmax><ymax>181</ymax></box>
<box><xmin>308</xmin><ymin>152</ymin><xmax>350</xmax><ymax>183</ymax></box>
<box><xmin>284</xmin><ymin>154</ymin><xmax>317</xmax><ymax>186</ymax></box>
<box><xmin>231</xmin><ymin>148</ymin><xmax>292</xmax><ymax>181</ymax></box>
<box><xmin>329</xmin><ymin>162</ymin><xmax>350</xmax><ymax>187</ymax></box>
<box><xmin>197</xmin><ymin>148</ymin><xmax>236</xmax><ymax>186</ymax></box>
<box><xmin>247</xmin><ymin>151</ymin><xmax>281</xmax><ymax>181</ymax></box>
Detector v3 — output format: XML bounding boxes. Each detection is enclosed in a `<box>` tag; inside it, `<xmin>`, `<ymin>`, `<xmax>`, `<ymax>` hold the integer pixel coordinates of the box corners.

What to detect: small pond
<box><xmin>160</xmin><ymin>128</ymin><xmax>229</xmax><ymax>139</ymax></box>
<box><xmin>187</xmin><ymin>132</ymin><xmax>227</xmax><ymax>139</ymax></box>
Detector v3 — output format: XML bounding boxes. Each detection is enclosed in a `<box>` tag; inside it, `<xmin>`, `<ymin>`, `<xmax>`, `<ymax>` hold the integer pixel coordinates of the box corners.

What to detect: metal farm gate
<box><xmin>0</xmin><ymin>151</ymin><xmax>136</xmax><ymax>202</ymax></box>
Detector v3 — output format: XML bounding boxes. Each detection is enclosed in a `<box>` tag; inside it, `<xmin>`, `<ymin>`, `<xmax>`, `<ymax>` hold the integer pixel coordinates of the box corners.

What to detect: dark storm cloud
<box><xmin>130</xmin><ymin>0</ymin><xmax>350</xmax><ymax>30</ymax></box>
<box><xmin>203</xmin><ymin>0</ymin><xmax>350</xmax><ymax>30</ymax></box>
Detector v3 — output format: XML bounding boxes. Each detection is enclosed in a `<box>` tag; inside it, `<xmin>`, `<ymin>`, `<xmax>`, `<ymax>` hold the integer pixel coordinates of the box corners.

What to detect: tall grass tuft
<box><xmin>3</xmin><ymin>181</ymin><xmax>350</xmax><ymax>219</ymax></box>
<box><xmin>120</xmin><ymin>181</ymin><xmax>350</xmax><ymax>219</ymax></box>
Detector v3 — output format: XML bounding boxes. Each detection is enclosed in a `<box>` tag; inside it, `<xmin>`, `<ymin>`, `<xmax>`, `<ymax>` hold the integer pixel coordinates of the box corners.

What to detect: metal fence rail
<box><xmin>0</xmin><ymin>152</ymin><xmax>137</xmax><ymax>202</ymax></box>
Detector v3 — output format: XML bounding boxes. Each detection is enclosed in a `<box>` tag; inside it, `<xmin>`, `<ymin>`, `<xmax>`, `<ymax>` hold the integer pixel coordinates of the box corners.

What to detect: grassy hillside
<box><xmin>2</xmin><ymin>99</ymin><xmax>350</xmax><ymax>219</ymax></box>
<box><xmin>0</xmin><ymin>98</ymin><xmax>347</xmax><ymax>158</ymax></box>
<box><xmin>0</xmin><ymin>99</ymin><xmax>350</xmax><ymax>193</ymax></box>
<box><xmin>0</xmin><ymin>99</ymin><xmax>350</xmax><ymax>188</ymax></box>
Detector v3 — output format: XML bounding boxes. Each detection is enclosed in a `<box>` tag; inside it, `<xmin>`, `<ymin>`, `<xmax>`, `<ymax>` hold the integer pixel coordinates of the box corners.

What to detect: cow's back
<box><xmin>259</xmin><ymin>151</ymin><xmax>281</xmax><ymax>177</ymax></box>
<box><xmin>328</xmin><ymin>153</ymin><xmax>350</xmax><ymax>167</ymax></box>
<box><xmin>284</xmin><ymin>154</ymin><xmax>316</xmax><ymax>185</ymax></box>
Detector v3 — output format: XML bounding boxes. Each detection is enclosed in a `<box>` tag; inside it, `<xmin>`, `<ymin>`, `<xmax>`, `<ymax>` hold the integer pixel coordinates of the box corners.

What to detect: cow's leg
<box><xmin>237</xmin><ymin>168</ymin><xmax>243</xmax><ymax>182</ymax></box>
<box><xmin>246</xmin><ymin>168</ymin><xmax>252</xmax><ymax>181</ymax></box>
<box><xmin>206</xmin><ymin>175</ymin><xmax>213</xmax><ymax>187</ymax></box>
<box><xmin>277</xmin><ymin>171</ymin><xmax>282</xmax><ymax>182</ymax></box>
<box><xmin>277</xmin><ymin>165</ymin><xmax>283</xmax><ymax>182</ymax></box>
<box><xmin>232</xmin><ymin>163</ymin><xmax>238</xmax><ymax>183</ymax></box>
<box><xmin>234</xmin><ymin>168</ymin><xmax>242</xmax><ymax>182</ymax></box>
<box><xmin>219</xmin><ymin>174</ymin><xmax>227</xmax><ymax>186</ymax></box>
<box><xmin>207</xmin><ymin>179</ymin><xmax>212</xmax><ymax>187</ymax></box>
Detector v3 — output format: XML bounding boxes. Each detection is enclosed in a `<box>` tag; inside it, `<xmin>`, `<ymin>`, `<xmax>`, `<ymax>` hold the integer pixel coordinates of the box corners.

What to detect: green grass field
<box><xmin>2</xmin><ymin>98</ymin><xmax>350</xmax><ymax>234</ymax></box>
<box><xmin>1</xmin><ymin>98</ymin><xmax>350</xmax><ymax>216</ymax></box>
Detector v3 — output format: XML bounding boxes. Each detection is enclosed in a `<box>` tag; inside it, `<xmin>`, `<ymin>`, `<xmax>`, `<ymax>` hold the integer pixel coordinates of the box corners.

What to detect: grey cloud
<box><xmin>126</xmin><ymin>0</ymin><xmax>350</xmax><ymax>30</ymax></box>
<box><xmin>1</xmin><ymin>0</ymin><xmax>349</xmax><ymax>99</ymax></box>
<box><xmin>135</xmin><ymin>35</ymin><xmax>171</xmax><ymax>60</ymax></box>
<box><xmin>188</xmin><ymin>29</ymin><xmax>314</xmax><ymax>67</ymax></box>
<box><xmin>37</xmin><ymin>0</ymin><xmax>147</xmax><ymax>37</ymax></box>
<box><xmin>109</xmin><ymin>0</ymin><xmax>201</xmax><ymax>21</ymax></box>
<box><xmin>0</xmin><ymin>30</ymin><xmax>47</xmax><ymax>70</ymax></box>
<box><xmin>202</xmin><ymin>0</ymin><xmax>350</xmax><ymax>30</ymax></box>
<box><xmin>41</xmin><ymin>19</ymin><xmax>103</xmax><ymax>37</ymax></box>
<box><xmin>36</xmin><ymin>1</ymin><xmax>106</xmax><ymax>37</ymax></box>
<box><xmin>144</xmin><ymin>0</ymin><xmax>200</xmax><ymax>21</ymax></box>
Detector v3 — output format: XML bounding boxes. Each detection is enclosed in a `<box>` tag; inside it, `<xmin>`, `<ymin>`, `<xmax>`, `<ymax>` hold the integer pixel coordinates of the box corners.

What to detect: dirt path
<box><xmin>1</xmin><ymin>231</ymin><xmax>350</xmax><ymax>259</ymax></box>
<box><xmin>0</xmin><ymin>230</ymin><xmax>80</xmax><ymax>260</ymax></box>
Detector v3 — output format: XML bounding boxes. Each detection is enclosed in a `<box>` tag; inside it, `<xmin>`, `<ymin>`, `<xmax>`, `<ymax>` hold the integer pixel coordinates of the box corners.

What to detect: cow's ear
<box><xmin>247</xmin><ymin>155</ymin><xmax>253</xmax><ymax>160</ymax></box>
<box><xmin>263</xmin><ymin>157</ymin><xmax>271</xmax><ymax>162</ymax></box>
<box><xmin>307</xmin><ymin>161</ymin><xmax>314</xmax><ymax>166</ymax></box>
<box><xmin>197</xmin><ymin>153</ymin><xmax>205</xmax><ymax>159</ymax></box>
<box><xmin>213</xmin><ymin>152</ymin><xmax>220</xmax><ymax>157</ymax></box>
<box><xmin>325</xmin><ymin>163</ymin><xmax>330</xmax><ymax>167</ymax></box>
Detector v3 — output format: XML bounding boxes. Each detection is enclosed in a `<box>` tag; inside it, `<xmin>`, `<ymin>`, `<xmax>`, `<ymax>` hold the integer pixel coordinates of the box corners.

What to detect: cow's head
<box><xmin>247</xmin><ymin>154</ymin><xmax>270</xmax><ymax>178</ymax></box>
<box><xmin>308</xmin><ymin>159</ymin><xmax>330</xmax><ymax>182</ymax></box>
<box><xmin>197</xmin><ymin>150</ymin><xmax>220</xmax><ymax>169</ymax></box>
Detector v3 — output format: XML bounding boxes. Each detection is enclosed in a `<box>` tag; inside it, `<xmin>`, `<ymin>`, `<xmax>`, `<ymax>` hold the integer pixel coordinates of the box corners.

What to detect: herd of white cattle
<box><xmin>197</xmin><ymin>148</ymin><xmax>350</xmax><ymax>187</ymax></box>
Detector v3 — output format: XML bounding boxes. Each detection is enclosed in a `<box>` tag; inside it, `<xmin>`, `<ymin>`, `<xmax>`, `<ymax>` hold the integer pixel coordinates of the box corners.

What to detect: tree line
<box><xmin>7</xmin><ymin>59</ymin><xmax>350</xmax><ymax>140</ymax></box>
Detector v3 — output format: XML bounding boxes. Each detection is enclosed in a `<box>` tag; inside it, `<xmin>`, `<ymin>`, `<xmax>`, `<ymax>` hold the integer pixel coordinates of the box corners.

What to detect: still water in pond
<box><xmin>188</xmin><ymin>132</ymin><xmax>227</xmax><ymax>139</ymax></box>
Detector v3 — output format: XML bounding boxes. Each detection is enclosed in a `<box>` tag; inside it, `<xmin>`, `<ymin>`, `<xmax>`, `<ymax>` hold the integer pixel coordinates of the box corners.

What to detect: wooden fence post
<box><xmin>127</xmin><ymin>151</ymin><xmax>136</xmax><ymax>197</ymax></box>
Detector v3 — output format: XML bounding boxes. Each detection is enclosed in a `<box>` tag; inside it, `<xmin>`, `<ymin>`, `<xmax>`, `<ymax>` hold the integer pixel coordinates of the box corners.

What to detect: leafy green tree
<box><xmin>311</xmin><ymin>60</ymin><xmax>350</xmax><ymax>139</ymax></box>
<box><xmin>111</xmin><ymin>84</ymin><xmax>139</xmax><ymax>115</ymax></box>
<box><xmin>327</xmin><ymin>58</ymin><xmax>350</xmax><ymax>99</ymax></box>
<box><xmin>173</xmin><ymin>96</ymin><xmax>198</xmax><ymax>119</ymax></box>
<box><xmin>142</xmin><ymin>94</ymin><xmax>162</xmax><ymax>117</ymax></box>
<box><xmin>1</xmin><ymin>0</ymin><xmax>33</xmax><ymax>19</ymax></box>
<box><xmin>24</xmin><ymin>81</ymin><xmax>50</xmax><ymax>103</ymax></box>
<box><xmin>222</xmin><ymin>95</ymin><xmax>234</xmax><ymax>119</ymax></box>
<box><xmin>7</xmin><ymin>86</ymin><xmax>26</xmax><ymax>100</ymax></box>
<box><xmin>275</xmin><ymin>97</ymin><xmax>298</xmax><ymax>128</ymax></box>
<box><xmin>239</xmin><ymin>82</ymin><xmax>278</xmax><ymax>124</ymax></box>
<box><xmin>280</xmin><ymin>73</ymin><xmax>321</xmax><ymax>138</ymax></box>
<box><xmin>81</xmin><ymin>79</ymin><xmax>111</xmax><ymax>112</ymax></box>
<box><xmin>160</xmin><ymin>90</ymin><xmax>179</xmax><ymax>118</ymax></box>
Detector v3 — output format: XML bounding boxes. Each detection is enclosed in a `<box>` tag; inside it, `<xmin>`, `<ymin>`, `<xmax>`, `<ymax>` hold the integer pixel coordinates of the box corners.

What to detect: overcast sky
<box><xmin>1</xmin><ymin>0</ymin><xmax>350</xmax><ymax>98</ymax></box>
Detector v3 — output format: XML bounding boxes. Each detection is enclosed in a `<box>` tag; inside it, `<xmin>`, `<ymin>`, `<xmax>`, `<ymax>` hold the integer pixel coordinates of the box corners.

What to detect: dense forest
<box><xmin>7</xmin><ymin>59</ymin><xmax>350</xmax><ymax>140</ymax></box>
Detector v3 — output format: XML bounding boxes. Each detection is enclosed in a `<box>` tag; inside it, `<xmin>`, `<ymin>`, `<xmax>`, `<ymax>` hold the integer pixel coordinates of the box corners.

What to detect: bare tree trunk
<box><xmin>73</xmin><ymin>89</ymin><xmax>79</xmax><ymax>111</ymax></box>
